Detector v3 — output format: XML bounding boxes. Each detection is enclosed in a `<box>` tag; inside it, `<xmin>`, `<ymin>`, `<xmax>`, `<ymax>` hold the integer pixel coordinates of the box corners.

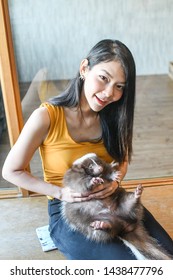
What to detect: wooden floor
<box><xmin>128</xmin><ymin>74</ymin><xmax>173</xmax><ymax>179</ymax></box>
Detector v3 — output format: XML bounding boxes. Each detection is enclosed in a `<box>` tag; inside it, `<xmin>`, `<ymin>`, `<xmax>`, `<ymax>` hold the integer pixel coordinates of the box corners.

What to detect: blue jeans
<box><xmin>48</xmin><ymin>199</ymin><xmax>173</xmax><ymax>260</ymax></box>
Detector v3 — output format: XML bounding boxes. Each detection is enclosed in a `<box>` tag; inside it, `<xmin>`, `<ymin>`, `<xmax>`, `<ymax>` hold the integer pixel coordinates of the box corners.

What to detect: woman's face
<box><xmin>81</xmin><ymin>60</ymin><xmax>126</xmax><ymax>112</ymax></box>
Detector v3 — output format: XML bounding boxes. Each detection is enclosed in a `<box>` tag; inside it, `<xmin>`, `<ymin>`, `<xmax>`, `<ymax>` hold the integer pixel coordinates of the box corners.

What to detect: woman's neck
<box><xmin>64</xmin><ymin>96</ymin><xmax>101</xmax><ymax>142</ymax></box>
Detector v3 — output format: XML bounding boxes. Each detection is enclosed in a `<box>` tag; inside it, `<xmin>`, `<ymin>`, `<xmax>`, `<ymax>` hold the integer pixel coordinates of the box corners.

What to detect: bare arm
<box><xmin>2</xmin><ymin>107</ymin><xmax>88</xmax><ymax>202</ymax></box>
<box><xmin>2</xmin><ymin>108</ymin><xmax>60</xmax><ymax>197</ymax></box>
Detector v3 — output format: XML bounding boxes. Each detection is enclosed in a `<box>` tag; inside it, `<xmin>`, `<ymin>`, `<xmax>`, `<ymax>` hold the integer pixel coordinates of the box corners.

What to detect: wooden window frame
<box><xmin>0</xmin><ymin>0</ymin><xmax>29</xmax><ymax>197</ymax></box>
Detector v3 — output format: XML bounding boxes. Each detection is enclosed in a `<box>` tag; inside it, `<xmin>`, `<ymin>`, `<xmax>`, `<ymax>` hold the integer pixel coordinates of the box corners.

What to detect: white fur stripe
<box><xmin>73</xmin><ymin>153</ymin><xmax>97</xmax><ymax>165</ymax></box>
<box><xmin>119</xmin><ymin>238</ymin><xmax>147</xmax><ymax>260</ymax></box>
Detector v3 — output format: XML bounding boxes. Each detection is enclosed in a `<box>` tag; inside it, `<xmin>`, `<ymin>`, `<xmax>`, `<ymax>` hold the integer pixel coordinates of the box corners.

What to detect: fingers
<box><xmin>61</xmin><ymin>181</ymin><xmax>119</xmax><ymax>202</ymax></box>
<box><xmin>70</xmin><ymin>196</ymin><xmax>92</xmax><ymax>203</ymax></box>
<box><xmin>88</xmin><ymin>187</ymin><xmax>113</xmax><ymax>199</ymax></box>
<box><xmin>64</xmin><ymin>192</ymin><xmax>92</xmax><ymax>203</ymax></box>
<box><xmin>88</xmin><ymin>181</ymin><xmax>119</xmax><ymax>199</ymax></box>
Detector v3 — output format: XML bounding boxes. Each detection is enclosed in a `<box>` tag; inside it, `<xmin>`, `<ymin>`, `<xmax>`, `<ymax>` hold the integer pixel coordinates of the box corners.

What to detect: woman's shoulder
<box><xmin>40</xmin><ymin>102</ymin><xmax>63</xmax><ymax>118</ymax></box>
<box><xmin>17</xmin><ymin>106</ymin><xmax>51</xmax><ymax>145</ymax></box>
<box><xmin>28</xmin><ymin>106</ymin><xmax>51</xmax><ymax>133</ymax></box>
<box><xmin>38</xmin><ymin>102</ymin><xmax>65</xmax><ymax>141</ymax></box>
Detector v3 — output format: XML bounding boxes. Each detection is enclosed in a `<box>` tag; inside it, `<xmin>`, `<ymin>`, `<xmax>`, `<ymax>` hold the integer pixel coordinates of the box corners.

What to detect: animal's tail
<box><xmin>121</xmin><ymin>225</ymin><xmax>172</xmax><ymax>260</ymax></box>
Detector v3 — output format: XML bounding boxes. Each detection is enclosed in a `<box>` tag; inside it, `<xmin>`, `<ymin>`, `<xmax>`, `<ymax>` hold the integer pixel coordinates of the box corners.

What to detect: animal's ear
<box><xmin>110</xmin><ymin>161</ymin><xmax>119</xmax><ymax>168</ymax></box>
<box><xmin>72</xmin><ymin>164</ymin><xmax>85</xmax><ymax>173</ymax></box>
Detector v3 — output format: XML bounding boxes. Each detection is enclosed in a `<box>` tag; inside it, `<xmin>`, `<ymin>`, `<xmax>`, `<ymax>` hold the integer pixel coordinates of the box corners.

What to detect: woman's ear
<box><xmin>80</xmin><ymin>59</ymin><xmax>89</xmax><ymax>77</ymax></box>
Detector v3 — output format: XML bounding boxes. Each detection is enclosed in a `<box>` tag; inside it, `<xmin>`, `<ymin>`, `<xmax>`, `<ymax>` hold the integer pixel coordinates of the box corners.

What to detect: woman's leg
<box><xmin>143</xmin><ymin>208</ymin><xmax>173</xmax><ymax>255</ymax></box>
<box><xmin>48</xmin><ymin>199</ymin><xmax>137</xmax><ymax>260</ymax></box>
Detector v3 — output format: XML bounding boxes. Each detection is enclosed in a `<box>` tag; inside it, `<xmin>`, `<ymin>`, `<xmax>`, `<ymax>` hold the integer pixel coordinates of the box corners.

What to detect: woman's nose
<box><xmin>104</xmin><ymin>85</ymin><xmax>114</xmax><ymax>98</ymax></box>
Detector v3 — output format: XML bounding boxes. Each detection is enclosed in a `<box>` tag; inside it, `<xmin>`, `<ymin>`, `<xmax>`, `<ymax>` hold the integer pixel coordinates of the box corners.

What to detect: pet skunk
<box><xmin>61</xmin><ymin>153</ymin><xmax>172</xmax><ymax>260</ymax></box>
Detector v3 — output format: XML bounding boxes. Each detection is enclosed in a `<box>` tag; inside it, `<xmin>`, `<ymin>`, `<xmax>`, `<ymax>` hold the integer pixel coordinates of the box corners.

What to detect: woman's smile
<box><xmin>94</xmin><ymin>94</ymin><xmax>108</xmax><ymax>107</ymax></box>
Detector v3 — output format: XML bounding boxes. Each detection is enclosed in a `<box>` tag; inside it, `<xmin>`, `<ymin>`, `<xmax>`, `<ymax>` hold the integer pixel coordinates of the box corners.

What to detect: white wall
<box><xmin>9</xmin><ymin>0</ymin><xmax>173</xmax><ymax>82</ymax></box>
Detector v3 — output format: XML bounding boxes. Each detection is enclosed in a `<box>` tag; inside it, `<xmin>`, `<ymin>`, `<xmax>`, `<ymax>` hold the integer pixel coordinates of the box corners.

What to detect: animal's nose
<box><xmin>98</xmin><ymin>166</ymin><xmax>103</xmax><ymax>172</ymax></box>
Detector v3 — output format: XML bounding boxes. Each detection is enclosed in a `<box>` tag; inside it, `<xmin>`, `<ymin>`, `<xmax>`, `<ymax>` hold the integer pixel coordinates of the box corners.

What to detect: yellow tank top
<box><xmin>39</xmin><ymin>102</ymin><xmax>114</xmax><ymax>188</ymax></box>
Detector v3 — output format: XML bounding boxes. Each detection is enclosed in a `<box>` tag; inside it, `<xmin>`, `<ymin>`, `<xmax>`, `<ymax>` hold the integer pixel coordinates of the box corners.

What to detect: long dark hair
<box><xmin>49</xmin><ymin>39</ymin><xmax>136</xmax><ymax>163</ymax></box>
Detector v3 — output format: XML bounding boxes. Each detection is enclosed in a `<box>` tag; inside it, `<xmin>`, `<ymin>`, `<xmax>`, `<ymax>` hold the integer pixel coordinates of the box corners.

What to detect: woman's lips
<box><xmin>95</xmin><ymin>95</ymin><xmax>107</xmax><ymax>106</ymax></box>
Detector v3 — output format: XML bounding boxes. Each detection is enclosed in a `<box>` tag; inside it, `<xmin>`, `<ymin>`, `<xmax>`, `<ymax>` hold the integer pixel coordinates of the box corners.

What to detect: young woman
<box><xmin>2</xmin><ymin>39</ymin><xmax>173</xmax><ymax>259</ymax></box>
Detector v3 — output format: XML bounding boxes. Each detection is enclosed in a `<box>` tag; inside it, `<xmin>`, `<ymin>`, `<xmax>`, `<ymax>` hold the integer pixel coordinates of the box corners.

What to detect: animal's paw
<box><xmin>90</xmin><ymin>177</ymin><xmax>104</xmax><ymax>186</ymax></box>
<box><xmin>110</xmin><ymin>171</ymin><xmax>121</xmax><ymax>181</ymax></box>
<box><xmin>90</xmin><ymin>220</ymin><xmax>112</xmax><ymax>230</ymax></box>
<box><xmin>135</xmin><ymin>184</ymin><xmax>143</xmax><ymax>198</ymax></box>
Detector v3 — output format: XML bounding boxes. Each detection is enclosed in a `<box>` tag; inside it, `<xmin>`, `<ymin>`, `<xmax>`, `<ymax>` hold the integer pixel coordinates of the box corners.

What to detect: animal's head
<box><xmin>72</xmin><ymin>153</ymin><xmax>104</xmax><ymax>176</ymax></box>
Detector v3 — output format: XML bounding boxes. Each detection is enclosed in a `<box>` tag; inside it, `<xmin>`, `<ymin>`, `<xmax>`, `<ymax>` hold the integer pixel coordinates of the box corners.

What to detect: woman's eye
<box><xmin>116</xmin><ymin>84</ymin><xmax>124</xmax><ymax>91</ymax></box>
<box><xmin>99</xmin><ymin>75</ymin><xmax>108</xmax><ymax>82</ymax></box>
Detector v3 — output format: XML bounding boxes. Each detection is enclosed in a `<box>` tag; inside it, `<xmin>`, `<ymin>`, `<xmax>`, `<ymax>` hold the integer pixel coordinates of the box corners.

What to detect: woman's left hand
<box><xmin>85</xmin><ymin>180</ymin><xmax>119</xmax><ymax>199</ymax></box>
